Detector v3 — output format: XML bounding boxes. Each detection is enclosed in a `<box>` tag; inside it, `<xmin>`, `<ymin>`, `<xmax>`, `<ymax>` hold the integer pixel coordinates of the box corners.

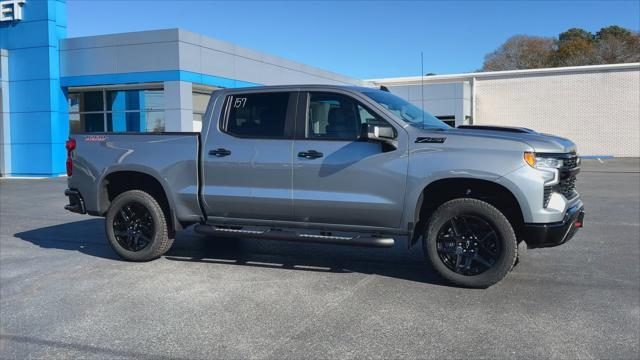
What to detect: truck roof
<box><xmin>211</xmin><ymin>84</ymin><xmax>380</xmax><ymax>94</ymax></box>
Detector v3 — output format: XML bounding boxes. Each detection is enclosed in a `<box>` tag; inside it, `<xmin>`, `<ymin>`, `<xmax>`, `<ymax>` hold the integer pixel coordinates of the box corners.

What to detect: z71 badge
<box><xmin>415</xmin><ymin>137</ymin><xmax>446</xmax><ymax>144</ymax></box>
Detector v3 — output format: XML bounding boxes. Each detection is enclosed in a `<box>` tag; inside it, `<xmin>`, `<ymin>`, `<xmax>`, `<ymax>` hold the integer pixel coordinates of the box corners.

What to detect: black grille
<box><xmin>559</xmin><ymin>155</ymin><xmax>579</xmax><ymax>199</ymax></box>
<box><xmin>558</xmin><ymin>175</ymin><xmax>577</xmax><ymax>199</ymax></box>
<box><xmin>543</xmin><ymin>154</ymin><xmax>580</xmax><ymax>207</ymax></box>
<box><xmin>543</xmin><ymin>186</ymin><xmax>553</xmax><ymax>207</ymax></box>
<box><xmin>562</xmin><ymin>156</ymin><xmax>579</xmax><ymax>169</ymax></box>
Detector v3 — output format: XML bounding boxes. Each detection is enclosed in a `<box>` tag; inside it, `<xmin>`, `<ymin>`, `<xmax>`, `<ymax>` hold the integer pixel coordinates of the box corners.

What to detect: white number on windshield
<box><xmin>233</xmin><ymin>97</ymin><xmax>247</xmax><ymax>108</ymax></box>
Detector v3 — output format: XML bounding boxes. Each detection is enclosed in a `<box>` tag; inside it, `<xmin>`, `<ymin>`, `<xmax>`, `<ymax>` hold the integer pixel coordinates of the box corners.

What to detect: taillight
<box><xmin>65</xmin><ymin>138</ymin><xmax>76</xmax><ymax>176</ymax></box>
<box><xmin>65</xmin><ymin>138</ymin><xmax>76</xmax><ymax>151</ymax></box>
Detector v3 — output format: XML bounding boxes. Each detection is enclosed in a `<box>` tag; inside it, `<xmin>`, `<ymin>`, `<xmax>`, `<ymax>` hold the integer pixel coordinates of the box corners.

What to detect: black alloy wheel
<box><xmin>112</xmin><ymin>202</ymin><xmax>155</xmax><ymax>252</ymax></box>
<box><xmin>423</xmin><ymin>198</ymin><xmax>517</xmax><ymax>288</ymax></box>
<box><xmin>435</xmin><ymin>215</ymin><xmax>501</xmax><ymax>276</ymax></box>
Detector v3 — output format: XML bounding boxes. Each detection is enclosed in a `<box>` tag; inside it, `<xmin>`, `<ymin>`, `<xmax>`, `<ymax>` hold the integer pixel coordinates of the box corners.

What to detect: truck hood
<box><xmin>422</xmin><ymin>126</ymin><xmax>577</xmax><ymax>153</ymax></box>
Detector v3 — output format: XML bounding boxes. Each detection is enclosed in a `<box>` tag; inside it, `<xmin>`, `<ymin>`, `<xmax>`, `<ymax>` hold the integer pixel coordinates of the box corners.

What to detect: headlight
<box><xmin>523</xmin><ymin>152</ymin><xmax>563</xmax><ymax>169</ymax></box>
<box><xmin>524</xmin><ymin>152</ymin><xmax>560</xmax><ymax>185</ymax></box>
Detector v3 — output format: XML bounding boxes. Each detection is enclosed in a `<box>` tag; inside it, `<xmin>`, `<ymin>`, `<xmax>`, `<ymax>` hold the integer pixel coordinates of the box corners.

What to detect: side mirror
<box><xmin>362</xmin><ymin>123</ymin><xmax>396</xmax><ymax>142</ymax></box>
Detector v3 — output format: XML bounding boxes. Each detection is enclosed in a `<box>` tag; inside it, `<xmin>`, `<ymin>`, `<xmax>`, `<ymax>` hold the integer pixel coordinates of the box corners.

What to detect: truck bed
<box><xmin>67</xmin><ymin>132</ymin><xmax>202</xmax><ymax>224</ymax></box>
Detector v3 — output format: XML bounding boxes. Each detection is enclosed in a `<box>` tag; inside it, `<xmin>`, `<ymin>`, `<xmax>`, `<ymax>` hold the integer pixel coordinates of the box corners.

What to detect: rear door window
<box><xmin>224</xmin><ymin>92</ymin><xmax>291</xmax><ymax>138</ymax></box>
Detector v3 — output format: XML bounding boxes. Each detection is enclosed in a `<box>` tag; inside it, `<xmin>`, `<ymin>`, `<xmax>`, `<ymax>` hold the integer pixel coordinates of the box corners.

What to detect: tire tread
<box><xmin>423</xmin><ymin>198</ymin><xmax>517</xmax><ymax>288</ymax></box>
<box><xmin>105</xmin><ymin>190</ymin><xmax>174</xmax><ymax>261</ymax></box>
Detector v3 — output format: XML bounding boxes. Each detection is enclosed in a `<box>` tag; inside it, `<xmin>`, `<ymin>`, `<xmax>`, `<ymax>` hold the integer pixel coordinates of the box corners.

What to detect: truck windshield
<box><xmin>362</xmin><ymin>90</ymin><xmax>451</xmax><ymax>130</ymax></box>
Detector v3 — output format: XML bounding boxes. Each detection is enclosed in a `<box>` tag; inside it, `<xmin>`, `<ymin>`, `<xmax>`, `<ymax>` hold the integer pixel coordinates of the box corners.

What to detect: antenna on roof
<box><xmin>421</xmin><ymin>51</ymin><xmax>425</xmax><ymax>125</ymax></box>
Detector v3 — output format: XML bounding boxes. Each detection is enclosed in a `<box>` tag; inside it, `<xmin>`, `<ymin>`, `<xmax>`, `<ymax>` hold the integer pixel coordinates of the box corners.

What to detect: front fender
<box><xmin>401</xmin><ymin>147</ymin><xmax>526</xmax><ymax>231</ymax></box>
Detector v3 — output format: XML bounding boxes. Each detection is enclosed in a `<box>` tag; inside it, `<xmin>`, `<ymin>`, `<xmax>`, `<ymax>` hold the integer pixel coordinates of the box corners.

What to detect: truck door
<box><xmin>292</xmin><ymin>91</ymin><xmax>408</xmax><ymax>229</ymax></box>
<box><xmin>201</xmin><ymin>91</ymin><xmax>297</xmax><ymax>221</ymax></box>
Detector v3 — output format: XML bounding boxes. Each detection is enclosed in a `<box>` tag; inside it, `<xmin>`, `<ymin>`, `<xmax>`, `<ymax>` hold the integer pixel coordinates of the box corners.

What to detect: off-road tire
<box><xmin>423</xmin><ymin>198</ymin><xmax>517</xmax><ymax>288</ymax></box>
<box><xmin>105</xmin><ymin>190</ymin><xmax>174</xmax><ymax>261</ymax></box>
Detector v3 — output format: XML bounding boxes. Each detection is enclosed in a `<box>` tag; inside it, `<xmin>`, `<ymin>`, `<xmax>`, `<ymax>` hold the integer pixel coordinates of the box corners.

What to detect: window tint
<box><xmin>106</xmin><ymin>89</ymin><xmax>164</xmax><ymax>111</ymax></box>
<box><xmin>68</xmin><ymin>88</ymin><xmax>165</xmax><ymax>133</ymax></box>
<box><xmin>81</xmin><ymin>91</ymin><xmax>104</xmax><ymax>112</ymax></box>
<box><xmin>307</xmin><ymin>92</ymin><xmax>389</xmax><ymax>139</ymax></box>
<box><xmin>225</xmin><ymin>92</ymin><xmax>289</xmax><ymax>138</ymax></box>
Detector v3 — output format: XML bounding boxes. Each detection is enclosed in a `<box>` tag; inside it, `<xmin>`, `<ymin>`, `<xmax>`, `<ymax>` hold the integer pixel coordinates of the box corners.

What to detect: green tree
<box><xmin>559</xmin><ymin>28</ymin><xmax>593</xmax><ymax>44</ymax></box>
<box><xmin>594</xmin><ymin>26</ymin><xmax>640</xmax><ymax>64</ymax></box>
<box><xmin>554</xmin><ymin>28</ymin><xmax>596</xmax><ymax>66</ymax></box>
<box><xmin>596</xmin><ymin>25</ymin><xmax>634</xmax><ymax>40</ymax></box>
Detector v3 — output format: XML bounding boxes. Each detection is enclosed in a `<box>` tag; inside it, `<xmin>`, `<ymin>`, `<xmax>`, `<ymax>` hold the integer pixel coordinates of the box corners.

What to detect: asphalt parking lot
<box><xmin>1</xmin><ymin>158</ymin><xmax>639</xmax><ymax>359</ymax></box>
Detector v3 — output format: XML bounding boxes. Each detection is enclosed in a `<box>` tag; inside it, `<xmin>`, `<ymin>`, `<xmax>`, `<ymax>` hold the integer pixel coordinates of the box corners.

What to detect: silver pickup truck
<box><xmin>64</xmin><ymin>85</ymin><xmax>585</xmax><ymax>288</ymax></box>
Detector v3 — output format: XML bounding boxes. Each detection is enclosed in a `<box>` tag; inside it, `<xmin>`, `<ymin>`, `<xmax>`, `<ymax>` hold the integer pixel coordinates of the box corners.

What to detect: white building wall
<box><xmin>0</xmin><ymin>49</ymin><xmax>11</xmax><ymax>176</ymax></box>
<box><xmin>474</xmin><ymin>68</ymin><xmax>640</xmax><ymax>157</ymax></box>
<box><xmin>164</xmin><ymin>81</ymin><xmax>194</xmax><ymax>132</ymax></box>
<box><xmin>387</xmin><ymin>82</ymin><xmax>471</xmax><ymax>126</ymax></box>
<box><xmin>369</xmin><ymin>64</ymin><xmax>640</xmax><ymax>157</ymax></box>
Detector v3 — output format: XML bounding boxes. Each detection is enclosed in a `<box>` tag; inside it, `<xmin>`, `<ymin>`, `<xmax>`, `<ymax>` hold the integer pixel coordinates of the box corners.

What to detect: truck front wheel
<box><xmin>423</xmin><ymin>198</ymin><xmax>517</xmax><ymax>288</ymax></box>
<box><xmin>105</xmin><ymin>190</ymin><xmax>174</xmax><ymax>261</ymax></box>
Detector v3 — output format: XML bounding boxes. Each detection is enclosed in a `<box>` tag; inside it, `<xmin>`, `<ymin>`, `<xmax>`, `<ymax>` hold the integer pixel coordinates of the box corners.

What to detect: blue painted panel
<box><xmin>51</xmin><ymin>111</ymin><xmax>69</xmax><ymax>144</ymax></box>
<box><xmin>10</xmin><ymin>143</ymin><xmax>53</xmax><ymax>175</ymax></box>
<box><xmin>50</xmin><ymin>142</ymin><xmax>66</xmax><ymax>174</ymax></box>
<box><xmin>1</xmin><ymin>20</ymin><xmax>57</xmax><ymax>49</ymax></box>
<box><xmin>20</xmin><ymin>0</ymin><xmax>55</xmax><ymax>21</ymax></box>
<box><xmin>51</xmin><ymin>78</ymin><xmax>67</xmax><ymax>111</ymax></box>
<box><xmin>9</xmin><ymin>79</ymin><xmax>52</xmax><ymax>112</ymax></box>
<box><xmin>55</xmin><ymin>23</ymin><xmax>65</xmax><ymax>41</ymax></box>
<box><xmin>7</xmin><ymin>47</ymin><xmax>52</xmax><ymax>81</ymax></box>
<box><xmin>60</xmin><ymin>70</ymin><xmax>261</xmax><ymax>88</ymax></box>
<box><xmin>54</xmin><ymin>0</ymin><xmax>67</xmax><ymax>27</ymax></box>
<box><xmin>9</xmin><ymin>112</ymin><xmax>53</xmax><ymax>143</ymax></box>
<box><xmin>49</xmin><ymin>46</ymin><xmax>60</xmax><ymax>77</ymax></box>
<box><xmin>61</xmin><ymin>71</ymin><xmax>179</xmax><ymax>86</ymax></box>
<box><xmin>1</xmin><ymin>0</ymin><xmax>67</xmax><ymax>176</ymax></box>
<box><xmin>50</xmin><ymin>79</ymin><xmax>68</xmax><ymax>143</ymax></box>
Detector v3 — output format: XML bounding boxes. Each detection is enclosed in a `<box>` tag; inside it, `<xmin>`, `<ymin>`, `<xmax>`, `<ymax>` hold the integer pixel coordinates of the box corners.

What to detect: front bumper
<box><xmin>64</xmin><ymin>188</ymin><xmax>86</xmax><ymax>214</ymax></box>
<box><xmin>523</xmin><ymin>205</ymin><xmax>585</xmax><ymax>248</ymax></box>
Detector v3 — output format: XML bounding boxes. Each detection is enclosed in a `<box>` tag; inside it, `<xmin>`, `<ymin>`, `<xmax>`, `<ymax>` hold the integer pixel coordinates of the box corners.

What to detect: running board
<box><xmin>193</xmin><ymin>225</ymin><xmax>395</xmax><ymax>248</ymax></box>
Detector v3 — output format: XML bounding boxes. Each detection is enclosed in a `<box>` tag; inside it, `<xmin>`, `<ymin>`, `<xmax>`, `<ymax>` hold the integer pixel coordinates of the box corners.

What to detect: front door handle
<box><xmin>298</xmin><ymin>150</ymin><xmax>323</xmax><ymax>159</ymax></box>
<box><xmin>209</xmin><ymin>148</ymin><xmax>231</xmax><ymax>157</ymax></box>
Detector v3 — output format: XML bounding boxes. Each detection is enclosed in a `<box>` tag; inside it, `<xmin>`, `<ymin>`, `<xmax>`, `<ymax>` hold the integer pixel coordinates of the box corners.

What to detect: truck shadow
<box><xmin>14</xmin><ymin>219</ymin><xmax>448</xmax><ymax>286</ymax></box>
<box><xmin>14</xmin><ymin>219</ymin><xmax>120</xmax><ymax>260</ymax></box>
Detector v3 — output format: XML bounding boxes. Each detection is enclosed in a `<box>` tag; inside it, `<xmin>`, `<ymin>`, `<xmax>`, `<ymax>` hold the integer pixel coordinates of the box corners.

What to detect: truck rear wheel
<box><xmin>423</xmin><ymin>198</ymin><xmax>517</xmax><ymax>288</ymax></box>
<box><xmin>105</xmin><ymin>190</ymin><xmax>174</xmax><ymax>261</ymax></box>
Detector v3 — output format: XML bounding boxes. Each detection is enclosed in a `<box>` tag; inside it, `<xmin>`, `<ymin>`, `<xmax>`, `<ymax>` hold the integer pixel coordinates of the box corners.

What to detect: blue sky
<box><xmin>67</xmin><ymin>1</ymin><xmax>640</xmax><ymax>79</ymax></box>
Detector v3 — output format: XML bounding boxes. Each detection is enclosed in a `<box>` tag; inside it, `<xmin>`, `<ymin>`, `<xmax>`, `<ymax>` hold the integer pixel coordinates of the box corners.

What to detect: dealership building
<box><xmin>1</xmin><ymin>0</ymin><xmax>639</xmax><ymax>176</ymax></box>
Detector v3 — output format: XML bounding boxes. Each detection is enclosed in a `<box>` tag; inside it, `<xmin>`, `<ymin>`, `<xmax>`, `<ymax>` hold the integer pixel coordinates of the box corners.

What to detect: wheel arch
<box><xmin>409</xmin><ymin>177</ymin><xmax>525</xmax><ymax>248</ymax></box>
<box><xmin>98</xmin><ymin>169</ymin><xmax>180</xmax><ymax>238</ymax></box>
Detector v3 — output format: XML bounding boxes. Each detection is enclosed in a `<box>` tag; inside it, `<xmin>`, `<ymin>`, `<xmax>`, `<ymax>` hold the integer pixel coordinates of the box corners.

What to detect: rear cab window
<box><xmin>222</xmin><ymin>92</ymin><xmax>294</xmax><ymax>138</ymax></box>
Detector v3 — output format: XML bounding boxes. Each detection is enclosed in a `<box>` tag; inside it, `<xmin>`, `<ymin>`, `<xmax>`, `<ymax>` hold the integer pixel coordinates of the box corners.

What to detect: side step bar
<box><xmin>194</xmin><ymin>225</ymin><xmax>395</xmax><ymax>248</ymax></box>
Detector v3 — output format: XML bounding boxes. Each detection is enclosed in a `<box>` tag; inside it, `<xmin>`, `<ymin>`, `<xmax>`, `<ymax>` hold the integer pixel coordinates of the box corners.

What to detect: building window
<box><xmin>68</xmin><ymin>88</ymin><xmax>165</xmax><ymax>133</ymax></box>
<box><xmin>436</xmin><ymin>115</ymin><xmax>456</xmax><ymax>127</ymax></box>
<box><xmin>192</xmin><ymin>91</ymin><xmax>211</xmax><ymax>132</ymax></box>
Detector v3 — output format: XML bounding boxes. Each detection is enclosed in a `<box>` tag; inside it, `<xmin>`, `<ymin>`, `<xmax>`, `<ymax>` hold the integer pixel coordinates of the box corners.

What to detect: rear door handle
<box><xmin>209</xmin><ymin>148</ymin><xmax>231</xmax><ymax>157</ymax></box>
<box><xmin>298</xmin><ymin>150</ymin><xmax>323</xmax><ymax>159</ymax></box>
